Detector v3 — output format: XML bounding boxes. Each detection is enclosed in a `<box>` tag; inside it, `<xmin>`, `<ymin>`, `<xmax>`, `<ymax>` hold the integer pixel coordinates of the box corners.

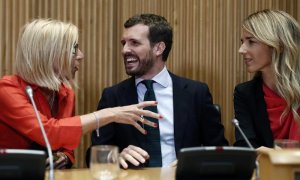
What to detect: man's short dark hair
<box><xmin>124</xmin><ymin>13</ymin><xmax>173</xmax><ymax>61</ymax></box>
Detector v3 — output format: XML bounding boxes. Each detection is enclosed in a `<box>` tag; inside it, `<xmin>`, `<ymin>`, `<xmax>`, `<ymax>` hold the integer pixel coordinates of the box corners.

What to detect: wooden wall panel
<box><xmin>0</xmin><ymin>0</ymin><xmax>299</xmax><ymax>168</ymax></box>
<box><xmin>113</xmin><ymin>0</ymin><xmax>300</xmax><ymax>150</ymax></box>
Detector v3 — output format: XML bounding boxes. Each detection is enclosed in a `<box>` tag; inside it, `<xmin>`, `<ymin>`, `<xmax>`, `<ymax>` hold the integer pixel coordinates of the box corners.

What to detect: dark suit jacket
<box><xmin>233</xmin><ymin>75</ymin><xmax>274</xmax><ymax>148</ymax></box>
<box><xmin>86</xmin><ymin>72</ymin><xmax>228</xmax><ymax>166</ymax></box>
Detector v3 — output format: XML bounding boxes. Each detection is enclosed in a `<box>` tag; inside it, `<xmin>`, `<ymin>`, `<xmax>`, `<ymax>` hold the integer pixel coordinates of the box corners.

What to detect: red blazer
<box><xmin>0</xmin><ymin>75</ymin><xmax>82</xmax><ymax>163</ymax></box>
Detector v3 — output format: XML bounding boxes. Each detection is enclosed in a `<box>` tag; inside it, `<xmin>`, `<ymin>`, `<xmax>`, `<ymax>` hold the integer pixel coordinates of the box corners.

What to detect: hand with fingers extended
<box><xmin>46</xmin><ymin>152</ymin><xmax>70</xmax><ymax>169</ymax></box>
<box><xmin>119</xmin><ymin>145</ymin><xmax>150</xmax><ymax>169</ymax></box>
<box><xmin>98</xmin><ymin>101</ymin><xmax>161</xmax><ymax>134</ymax></box>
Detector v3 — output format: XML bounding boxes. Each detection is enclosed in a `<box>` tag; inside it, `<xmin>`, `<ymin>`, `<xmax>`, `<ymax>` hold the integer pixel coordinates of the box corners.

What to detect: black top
<box><xmin>234</xmin><ymin>75</ymin><xmax>274</xmax><ymax>148</ymax></box>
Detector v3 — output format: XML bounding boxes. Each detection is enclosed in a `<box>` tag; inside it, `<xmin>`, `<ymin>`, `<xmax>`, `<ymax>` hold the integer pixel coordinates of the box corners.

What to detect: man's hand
<box><xmin>46</xmin><ymin>152</ymin><xmax>70</xmax><ymax>169</ymax></box>
<box><xmin>169</xmin><ymin>160</ymin><xmax>177</xmax><ymax>167</ymax></box>
<box><xmin>119</xmin><ymin>145</ymin><xmax>149</xmax><ymax>169</ymax></box>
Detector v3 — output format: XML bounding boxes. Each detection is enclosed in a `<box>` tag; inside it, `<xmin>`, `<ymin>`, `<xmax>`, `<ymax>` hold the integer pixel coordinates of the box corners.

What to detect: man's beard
<box><xmin>125</xmin><ymin>54</ymin><xmax>155</xmax><ymax>77</ymax></box>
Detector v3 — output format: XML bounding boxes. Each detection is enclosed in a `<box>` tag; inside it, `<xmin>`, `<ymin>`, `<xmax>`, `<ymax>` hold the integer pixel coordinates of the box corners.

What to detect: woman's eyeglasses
<box><xmin>73</xmin><ymin>43</ymin><xmax>79</xmax><ymax>56</ymax></box>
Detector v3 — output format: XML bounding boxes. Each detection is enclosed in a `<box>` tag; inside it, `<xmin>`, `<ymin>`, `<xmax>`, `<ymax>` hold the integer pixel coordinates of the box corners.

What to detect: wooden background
<box><xmin>1</xmin><ymin>0</ymin><xmax>299</xmax><ymax>168</ymax></box>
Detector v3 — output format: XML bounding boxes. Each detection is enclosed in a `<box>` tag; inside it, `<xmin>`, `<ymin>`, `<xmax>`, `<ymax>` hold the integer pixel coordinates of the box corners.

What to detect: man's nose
<box><xmin>122</xmin><ymin>43</ymin><xmax>131</xmax><ymax>55</ymax></box>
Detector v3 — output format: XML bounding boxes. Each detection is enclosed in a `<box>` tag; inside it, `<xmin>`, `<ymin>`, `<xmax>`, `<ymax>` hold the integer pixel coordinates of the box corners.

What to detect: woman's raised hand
<box><xmin>99</xmin><ymin>101</ymin><xmax>162</xmax><ymax>134</ymax></box>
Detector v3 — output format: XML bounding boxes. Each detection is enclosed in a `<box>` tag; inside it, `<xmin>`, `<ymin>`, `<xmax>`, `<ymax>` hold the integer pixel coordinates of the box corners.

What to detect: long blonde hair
<box><xmin>243</xmin><ymin>9</ymin><xmax>300</xmax><ymax>124</ymax></box>
<box><xmin>15</xmin><ymin>19</ymin><xmax>78</xmax><ymax>91</ymax></box>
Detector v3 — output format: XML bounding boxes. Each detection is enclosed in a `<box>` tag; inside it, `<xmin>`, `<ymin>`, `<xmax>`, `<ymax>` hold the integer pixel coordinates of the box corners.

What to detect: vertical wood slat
<box><xmin>0</xmin><ymin>0</ymin><xmax>299</xmax><ymax>168</ymax></box>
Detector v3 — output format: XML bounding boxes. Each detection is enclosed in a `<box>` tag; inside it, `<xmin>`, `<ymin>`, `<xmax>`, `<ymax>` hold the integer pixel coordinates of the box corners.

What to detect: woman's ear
<box><xmin>153</xmin><ymin>42</ymin><xmax>166</xmax><ymax>56</ymax></box>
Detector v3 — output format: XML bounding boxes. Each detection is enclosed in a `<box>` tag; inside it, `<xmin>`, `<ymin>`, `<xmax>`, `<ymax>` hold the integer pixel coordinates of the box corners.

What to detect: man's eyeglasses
<box><xmin>73</xmin><ymin>43</ymin><xmax>79</xmax><ymax>56</ymax></box>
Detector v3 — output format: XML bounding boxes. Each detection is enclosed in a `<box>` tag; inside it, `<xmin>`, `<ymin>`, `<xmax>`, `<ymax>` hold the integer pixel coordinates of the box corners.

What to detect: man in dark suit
<box><xmin>87</xmin><ymin>13</ymin><xmax>228</xmax><ymax>168</ymax></box>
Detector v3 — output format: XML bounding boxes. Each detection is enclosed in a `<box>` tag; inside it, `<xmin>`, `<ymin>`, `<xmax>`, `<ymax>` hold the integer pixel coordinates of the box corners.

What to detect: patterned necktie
<box><xmin>141</xmin><ymin>80</ymin><xmax>162</xmax><ymax>167</ymax></box>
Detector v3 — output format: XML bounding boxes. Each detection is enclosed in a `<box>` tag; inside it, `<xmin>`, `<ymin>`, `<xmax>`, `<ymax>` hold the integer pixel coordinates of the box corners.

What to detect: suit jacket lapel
<box><xmin>122</xmin><ymin>74</ymin><xmax>190</xmax><ymax>152</ymax></box>
<box><xmin>120</xmin><ymin>77</ymin><xmax>147</xmax><ymax>147</ymax></box>
<box><xmin>119</xmin><ymin>77</ymin><xmax>138</xmax><ymax>105</ymax></box>
<box><xmin>253</xmin><ymin>77</ymin><xmax>274</xmax><ymax>147</ymax></box>
<box><xmin>170</xmin><ymin>73</ymin><xmax>189</xmax><ymax>153</ymax></box>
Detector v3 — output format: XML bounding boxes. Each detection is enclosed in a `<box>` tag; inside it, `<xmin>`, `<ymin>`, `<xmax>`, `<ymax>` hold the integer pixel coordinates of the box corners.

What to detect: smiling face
<box><xmin>239</xmin><ymin>30</ymin><xmax>273</xmax><ymax>74</ymax></box>
<box><xmin>121</xmin><ymin>24</ymin><xmax>158</xmax><ymax>78</ymax></box>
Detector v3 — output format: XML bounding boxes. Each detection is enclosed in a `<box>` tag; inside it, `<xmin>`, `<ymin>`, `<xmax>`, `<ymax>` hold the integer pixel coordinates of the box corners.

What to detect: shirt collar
<box><xmin>135</xmin><ymin>66</ymin><xmax>170</xmax><ymax>88</ymax></box>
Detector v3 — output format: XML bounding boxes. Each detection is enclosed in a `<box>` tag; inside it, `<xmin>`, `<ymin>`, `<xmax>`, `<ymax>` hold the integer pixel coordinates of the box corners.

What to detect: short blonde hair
<box><xmin>15</xmin><ymin>19</ymin><xmax>79</xmax><ymax>91</ymax></box>
<box><xmin>243</xmin><ymin>9</ymin><xmax>300</xmax><ymax>123</ymax></box>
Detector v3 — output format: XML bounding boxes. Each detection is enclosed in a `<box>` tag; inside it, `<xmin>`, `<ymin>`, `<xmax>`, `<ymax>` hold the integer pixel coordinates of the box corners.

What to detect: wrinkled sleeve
<box><xmin>0</xmin><ymin>79</ymin><xmax>82</xmax><ymax>151</ymax></box>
